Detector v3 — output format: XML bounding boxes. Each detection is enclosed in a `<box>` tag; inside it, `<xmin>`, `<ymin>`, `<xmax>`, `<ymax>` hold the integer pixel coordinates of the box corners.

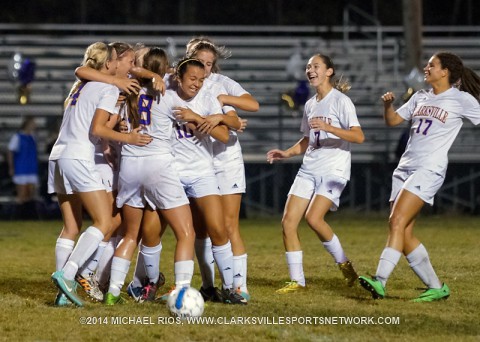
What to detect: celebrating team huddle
<box><xmin>49</xmin><ymin>37</ymin><xmax>480</xmax><ymax>311</ymax></box>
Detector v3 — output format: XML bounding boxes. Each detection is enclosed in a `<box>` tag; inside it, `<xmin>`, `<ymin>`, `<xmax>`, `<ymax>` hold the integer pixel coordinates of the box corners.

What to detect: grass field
<box><xmin>0</xmin><ymin>214</ymin><xmax>479</xmax><ymax>341</ymax></box>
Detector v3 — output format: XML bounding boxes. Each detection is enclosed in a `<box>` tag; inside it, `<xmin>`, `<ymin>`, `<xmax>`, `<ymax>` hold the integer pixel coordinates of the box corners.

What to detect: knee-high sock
<box><xmin>174</xmin><ymin>260</ymin><xmax>194</xmax><ymax>288</ymax></box>
<box><xmin>375</xmin><ymin>247</ymin><xmax>402</xmax><ymax>287</ymax></box>
<box><xmin>95</xmin><ymin>238</ymin><xmax>116</xmax><ymax>288</ymax></box>
<box><xmin>233</xmin><ymin>253</ymin><xmax>248</xmax><ymax>292</ymax></box>
<box><xmin>212</xmin><ymin>241</ymin><xmax>234</xmax><ymax>290</ymax></box>
<box><xmin>286</xmin><ymin>251</ymin><xmax>305</xmax><ymax>286</ymax></box>
<box><xmin>195</xmin><ymin>238</ymin><xmax>215</xmax><ymax>288</ymax></box>
<box><xmin>322</xmin><ymin>234</ymin><xmax>348</xmax><ymax>264</ymax></box>
<box><xmin>406</xmin><ymin>244</ymin><xmax>442</xmax><ymax>289</ymax></box>
<box><xmin>108</xmin><ymin>256</ymin><xmax>131</xmax><ymax>296</ymax></box>
<box><xmin>55</xmin><ymin>238</ymin><xmax>74</xmax><ymax>271</ymax></box>
<box><xmin>141</xmin><ymin>243</ymin><xmax>162</xmax><ymax>284</ymax></box>
<box><xmin>131</xmin><ymin>244</ymin><xmax>146</xmax><ymax>288</ymax></box>
<box><xmin>79</xmin><ymin>241</ymin><xmax>108</xmax><ymax>277</ymax></box>
<box><xmin>62</xmin><ymin>226</ymin><xmax>104</xmax><ymax>281</ymax></box>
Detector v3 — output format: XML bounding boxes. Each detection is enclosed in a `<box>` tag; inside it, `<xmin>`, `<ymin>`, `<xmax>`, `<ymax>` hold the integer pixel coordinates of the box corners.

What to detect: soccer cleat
<box><xmin>413</xmin><ymin>283</ymin><xmax>450</xmax><ymax>303</ymax></box>
<box><xmin>51</xmin><ymin>270</ymin><xmax>84</xmax><ymax>307</ymax></box>
<box><xmin>235</xmin><ymin>288</ymin><xmax>251</xmax><ymax>302</ymax></box>
<box><xmin>104</xmin><ymin>292</ymin><xmax>125</xmax><ymax>305</ymax></box>
<box><xmin>157</xmin><ymin>272</ymin><xmax>166</xmax><ymax>288</ymax></box>
<box><xmin>126</xmin><ymin>281</ymin><xmax>144</xmax><ymax>302</ymax></box>
<box><xmin>75</xmin><ymin>273</ymin><xmax>104</xmax><ymax>302</ymax></box>
<box><xmin>140</xmin><ymin>282</ymin><xmax>159</xmax><ymax>302</ymax></box>
<box><xmin>359</xmin><ymin>276</ymin><xmax>385</xmax><ymax>299</ymax></box>
<box><xmin>338</xmin><ymin>260</ymin><xmax>359</xmax><ymax>287</ymax></box>
<box><xmin>199</xmin><ymin>286</ymin><xmax>223</xmax><ymax>302</ymax></box>
<box><xmin>139</xmin><ymin>273</ymin><xmax>166</xmax><ymax>302</ymax></box>
<box><xmin>275</xmin><ymin>280</ymin><xmax>306</xmax><ymax>294</ymax></box>
<box><xmin>220</xmin><ymin>288</ymin><xmax>248</xmax><ymax>305</ymax></box>
<box><xmin>54</xmin><ymin>291</ymin><xmax>72</xmax><ymax>307</ymax></box>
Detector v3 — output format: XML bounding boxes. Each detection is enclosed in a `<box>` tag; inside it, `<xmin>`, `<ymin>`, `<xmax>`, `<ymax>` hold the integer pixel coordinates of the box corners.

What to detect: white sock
<box><xmin>95</xmin><ymin>238</ymin><xmax>116</xmax><ymax>289</ymax></box>
<box><xmin>108</xmin><ymin>256</ymin><xmax>131</xmax><ymax>296</ymax></box>
<box><xmin>174</xmin><ymin>260</ymin><xmax>194</xmax><ymax>288</ymax></box>
<box><xmin>132</xmin><ymin>245</ymin><xmax>146</xmax><ymax>288</ymax></box>
<box><xmin>375</xmin><ymin>247</ymin><xmax>402</xmax><ymax>287</ymax></box>
<box><xmin>322</xmin><ymin>234</ymin><xmax>348</xmax><ymax>264</ymax></box>
<box><xmin>406</xmin><ymin>244</ymin><xmax>442</xmax><ymax>289</ymax></box>
<box><xmin>212</xmin><ymin>241</ymin><xmax>234</xmax><ymax>290</ymax></box>
<box><xmin>286</xmin><ymin>251</ymin><xmax>305</xmax><ymax>286</ymax></box>
<box><xmin>142</xmin><ymin>243</ymin><xmax>162</xmax><ymax>284</ymax></box>
<box><xmin>63</xmin><ymin>226</ymin><xmax>104</xmax><ymax>281</ymax></box>
<box><xmin>233</xmin><ymin>254</ymin><xmax>248</xmax><ymax>292</ymax></box>
<box><xmin>79</xmin><ymin>241</ymin><xmax>108</xmax><ymax>277</ymax></box>
<box><xmin>55</xmin><ymin>238</ymin><xmax>74</xmax><ymax>271</ymax></box>
<box><xmin>195</xmin><ymin>238</ymin><xmax>215</xmax><ymax>288</ymax></box>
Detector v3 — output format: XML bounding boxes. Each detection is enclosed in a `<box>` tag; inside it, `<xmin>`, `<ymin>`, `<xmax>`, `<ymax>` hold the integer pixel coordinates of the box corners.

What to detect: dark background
<box><xmin>0</xmin><ymin>0</ymin><xmax>477</xmax><ymax>26</ymax></box>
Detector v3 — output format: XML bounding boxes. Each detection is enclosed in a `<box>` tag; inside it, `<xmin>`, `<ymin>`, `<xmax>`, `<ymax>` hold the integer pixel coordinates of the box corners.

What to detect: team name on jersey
<box><xmin>312</xmin><ymin>115</ymin><xmax>332</xmax><ymax>125</ymax></box>
<box><xmin>412</xmin><ymin>105</ymin><xmax>448</xmax><ymax>123</ymax></box>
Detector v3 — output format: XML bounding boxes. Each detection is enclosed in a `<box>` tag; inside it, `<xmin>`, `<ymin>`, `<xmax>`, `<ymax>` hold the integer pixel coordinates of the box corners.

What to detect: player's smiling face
<box><xmin>178</xmin><ymin>65</ymin><xmax>205</xmax><ymax>99</ymax></box>
<box><xmin>305</xmin><ymin>56</ymin><xmax>332</xmax><ymax>86</ymax></box>
<box><xmin>116</xmin><ymin>50</ymin><xmax>135</xmax><ymax>78</ymax></box>
<box><xmin>194</xmin><ymin>50</ymin><xmax>215</xmax><ymax>77</ymax></box>
<box><xmin>424</xmin><ymin>56</ymin><xmax>446</xmax><ymax>85</ymax></box>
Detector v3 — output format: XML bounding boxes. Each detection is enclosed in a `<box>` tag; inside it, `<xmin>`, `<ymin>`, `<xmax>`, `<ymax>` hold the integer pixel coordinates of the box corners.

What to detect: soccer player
<box><xmin>105</xmin><ymin>48</ymin><xmax>196</xmax><ymax>305</ymax></box>
<box><xmin>185</xmin><ymin>38</ymin><xmax>259</xmax><ymax>301</ymax></box>
<box><xmin>49</xmin><ymin>42</ymin><xmax>152</xmax><ymax>307</ymax></box>
<box><xmin>74</xmin><ymin>42</ymin><xmax>138</xmax><ymax>302</ymax></box>
<box><xmin>74</xmin><ymin>43</ymin><xmax>167</xmax><ymax>297</ymax></box>
<box><xmin>166</xmin><ymin>57</ymin><xmax>246</xmax><ymax>304</ymax></box>
<box><xmin>359</xmin><ymin>52</ymin><xmax>480</xmax><ymax>302</ymax></box>
<box><xmin>267</xmin><ymin>54</ymin><xmax>364</xmax><ymax>293</ymax></box>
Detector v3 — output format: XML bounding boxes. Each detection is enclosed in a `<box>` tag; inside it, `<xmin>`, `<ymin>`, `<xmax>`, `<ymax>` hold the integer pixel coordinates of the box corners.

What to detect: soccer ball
<box><xmin>167</xmin><ymin>287</ymin><xmax>204</xmax><ymax>319</ymax></box>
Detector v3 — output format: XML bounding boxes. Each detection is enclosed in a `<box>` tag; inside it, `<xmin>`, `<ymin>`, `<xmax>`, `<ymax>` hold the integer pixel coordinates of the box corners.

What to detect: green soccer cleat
<box><xmin>338</xmin><ymin>260</ymin><xmax>359</xmax><ymax>287</ymax></box>
<box><xmin>413</xmin><ymin>283</ymin><xmax>450</xmax><ymax>303</ymax></box>
<box><xmin>104</xmin><ymin>292</ymin><xmax>125</xmax><ymax>305</ymax></box>
<box><xmin>359</xmin><ymin>276</ymin><xmax>385</xmax><ymax>299</ymax></box>
<box><xmin>275</xmin><ymin>280</ymin><xmax>306</xmax><ymax>294</ymax></box>
<box><xmin>54</xmin><ymin>291</ymin><xmax>72</xmax><ymax>307</ymax></box>
<box><xmin>51</xmin><ymin>270</ymin><xmax>84</xmax><ymax>307</ymax></box>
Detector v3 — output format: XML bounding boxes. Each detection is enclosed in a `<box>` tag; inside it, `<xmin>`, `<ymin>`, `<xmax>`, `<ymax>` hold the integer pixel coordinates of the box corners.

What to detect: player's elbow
<box><xmin>217</xmin><ymin>133</ymin><xmax>229</xmax><ymax>144</ymax></box>
<box><xmin>248</xmin><ymin>101</ymin><xmax>260</xmax><ymax>112</ymax></box>
<box><xmin>356</xmin><ymin>132</ymin><xmax>365</xmax><ymax>144</ymax></box>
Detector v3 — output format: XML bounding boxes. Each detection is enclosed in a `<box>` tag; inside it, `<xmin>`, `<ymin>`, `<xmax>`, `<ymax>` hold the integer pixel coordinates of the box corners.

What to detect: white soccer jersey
<box><xmin>396</xmin><ymin>87</ymin><xmax>480</xmax><ymax>174</ymax></box>
<box><xmin>49</xmin><ymin>81</ymin><xmax>119</xmax><ymax>162</ymax></box>
<box><xmin>208</xmin><ymin>73</ymin><xmax>250</xmax><ymax>97</ymax></box>
<box><xmin>299</xmin><ymin>88</ymin><xmax>360</xmax><ymax>180</ymax></box>
<box><xmin>122</xmin><ymin>88</ymin><xmax>177</xmax><ymax>157</ymax></box>
<box><xmin>205</xmin><ymin>75</ymin><xmax>245</xmax><ymax>166</ymax></box>
<box><xmin>170</xmin><ymin>88</ymin><xmax>225</xmax><ymax>177</ymax></box>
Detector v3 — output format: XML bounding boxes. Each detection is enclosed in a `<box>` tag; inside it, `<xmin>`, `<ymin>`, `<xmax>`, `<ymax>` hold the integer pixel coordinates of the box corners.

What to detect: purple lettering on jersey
<box><xmin>138</xmin><ymin>94</ymin><xmax>153</xmax><ymax>125</ymax></box>
<box><xmin>412</xmin><ymin>105</ymin><xmax>448</xmax><ymax>123</ymax></box>
<box><xmin>70</xmin><ymin>83</ymin><xmax>87</xmax><ymax>106</ymax></box>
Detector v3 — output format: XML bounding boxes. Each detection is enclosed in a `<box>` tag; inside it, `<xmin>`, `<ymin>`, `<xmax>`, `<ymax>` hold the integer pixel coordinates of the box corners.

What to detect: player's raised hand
<box><xmin>381</xmin><ymin>92</ymin><xmax>396</xmax><ymax>106</ymax></box>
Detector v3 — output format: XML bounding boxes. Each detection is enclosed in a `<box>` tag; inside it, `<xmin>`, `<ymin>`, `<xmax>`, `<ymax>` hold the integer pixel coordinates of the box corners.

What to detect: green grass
<box><xmin>0</xmin><ymin>214</ymin><xmax>479</xmax><ymax>341</ymax></box>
